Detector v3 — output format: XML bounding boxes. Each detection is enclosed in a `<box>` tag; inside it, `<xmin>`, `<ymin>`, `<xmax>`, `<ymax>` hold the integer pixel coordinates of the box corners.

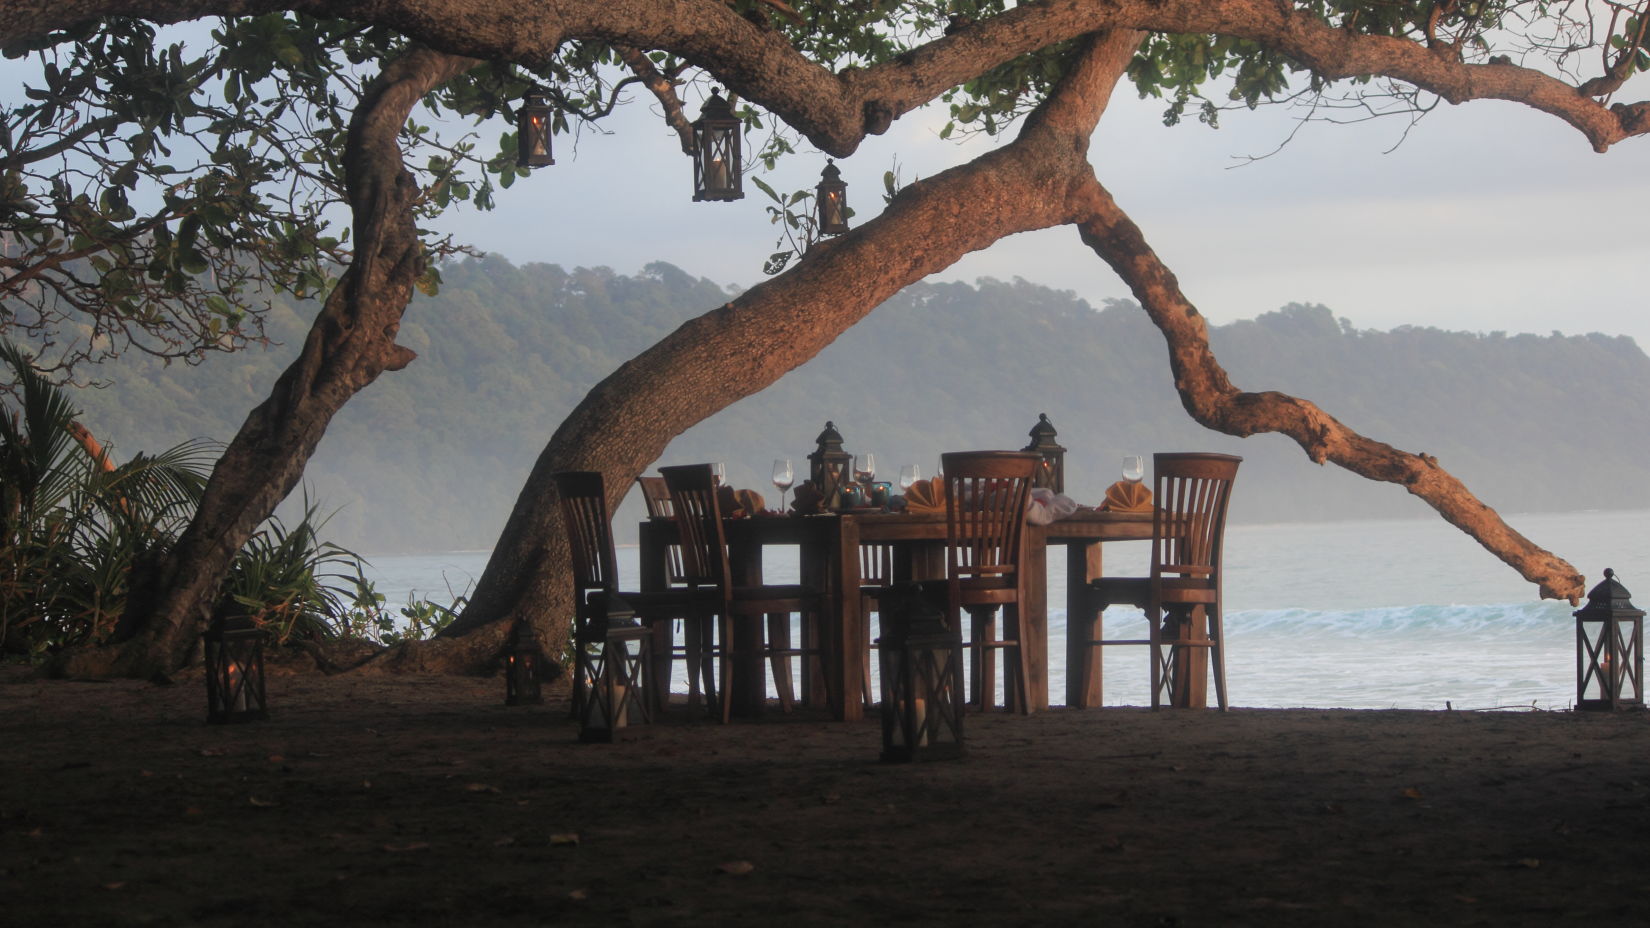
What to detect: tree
<box><xmin>6</xmin><ymin>1</ymin><xmax>1643</xmax><ymax>678</ymax></box>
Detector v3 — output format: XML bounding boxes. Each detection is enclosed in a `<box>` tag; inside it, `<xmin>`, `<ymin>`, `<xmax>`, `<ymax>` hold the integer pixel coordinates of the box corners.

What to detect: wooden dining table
<box><xmin>637</xmin><ymin>507</ymin><xmax>1153</xmax><ymax>721</ymax></box>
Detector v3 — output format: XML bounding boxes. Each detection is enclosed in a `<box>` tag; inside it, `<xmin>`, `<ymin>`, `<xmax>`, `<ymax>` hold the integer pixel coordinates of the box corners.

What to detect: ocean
<box><xmin>358</xmin><ymin>508</ymin><xmax>1648</xmax><ymax>711</ymax></box>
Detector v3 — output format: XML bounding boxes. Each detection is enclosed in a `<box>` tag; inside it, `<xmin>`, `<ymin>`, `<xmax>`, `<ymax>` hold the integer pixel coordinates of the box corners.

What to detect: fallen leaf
<box><xmin>550</xmin><ymin>833</ymin><xmax>580</xmax><ymax>846</ymax></box>
<box><xmin>717</xmin><ymin>860</ymin><xmax>755</xmax><ymax>876</ymax></box>
<box><xmin>103</xmin><ymin>882</ymin><xmax>125</xmax><ymax>891</ymax></box>
<box><xmin>248</xmin><ymin>796</ymin><xmax>278</xmax><ymax>808</ymax></box>
<box><xmin>1517</xmin><ymin>858</ymin><xmax>1541</xmax><ymax>869</ymax></box>
<box><xmin>568</xmin><ymin>889</ymin><xmax>589</xmax><ymax>901</ymax></box>
<box><xmin>464</xmin><ymin>783</ymin><xmax>502</xmax><ymax>794</ymax></box>
<box><xmin>383</xmin><ymin>842</ymin><xmax>431</xmax><ymax>853</ymax></box>
<box><xmin>1401</xmin><ymin>788</ymin><xmax>1424</xmax><ymax>800</ymax></box>
<box><xmin>266</xmin><ymin>754</ymin><xmax>285</xmax><ymax>764</ymax></box>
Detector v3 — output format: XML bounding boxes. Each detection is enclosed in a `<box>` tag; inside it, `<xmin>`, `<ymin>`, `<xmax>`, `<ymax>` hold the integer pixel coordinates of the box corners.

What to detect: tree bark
<box><xmin>52</xmin><ymin>47</ymin><xmax>480</xmax><ymax>679</ymax></box>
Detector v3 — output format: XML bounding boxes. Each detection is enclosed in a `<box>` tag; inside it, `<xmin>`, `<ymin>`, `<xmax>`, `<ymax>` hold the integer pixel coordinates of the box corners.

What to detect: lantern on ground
<box><xmin>807</xmin><ymin>421</ymin><xmax>853</xmax><ymax>512</ymax></box>
<box><xmin>815</xmin><ymin>160</ymin><xmax>848</xmax><ymax>235</ymax></box>
<box><xmin>1021</xmin><ymin>412</ymin><xmax>1066</xmax><ymax>494</ymax></box>
<box><xmin>577</xmin><ymin>595</ymin><xmax>651</xmax><ymax>743</ymax></box>
<box><xmin>876</xmin><ymin>583</ymin><xmax>964</xmax><ymax>762</ymax></box>
<box><xmin>504</xmin><ymin>624</ymin><xmax>543</xmax><ymax>706</ymax></box>
<box><xmin>205</xmin><ymin>615</ymin><xmax>268</xmax><ymax>724</ymax></box>
<box><xmin>1574</xmin><ymin>568</ymin><xmax>1645</xmax><ymax>711</ymax></box>
<box><xmin>691</xmin><ymin>89</ymin><xmax>743</xmax><ymax>201</ymax></box>
<box><xmin>516</xmin><ymin>86</ymin><xmax>555</xmax><ymax>168</ymax></box>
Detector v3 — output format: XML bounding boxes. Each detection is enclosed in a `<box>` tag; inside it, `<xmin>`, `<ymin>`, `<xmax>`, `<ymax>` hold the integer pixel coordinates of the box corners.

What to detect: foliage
<box><xmin>0</xmin><ymin>336</ymin><xmax>455</xmax><ymax>656</ymax></box>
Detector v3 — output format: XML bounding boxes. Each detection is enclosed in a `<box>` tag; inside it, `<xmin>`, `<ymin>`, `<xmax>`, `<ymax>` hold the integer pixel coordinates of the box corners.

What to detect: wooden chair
<box><xmin>659</xmin><ymin>463</ymin><xmax>830</xmax><ymax>722</ymax></box>
<box><xmin>635</xmin><ymin>474</ymin><xmax>705</xmax><ymax>707</ymax></box>
<box><xmin>938</xmin><ymin>450</ymin><xmax>1040</xmax><ymax>714</ymax></box>
<box><xmin>1077</xmin><ymin>452</ymin><xmax>1241</xmax><ymax>709</ymax></box>
<box><xmin>555</xmin><ymin>471</ymin><xmax>698</xmax><ymax>725</ymax></box>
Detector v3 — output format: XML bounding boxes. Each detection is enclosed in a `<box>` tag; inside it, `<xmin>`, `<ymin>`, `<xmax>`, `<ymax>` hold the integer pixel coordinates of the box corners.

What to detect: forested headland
<box><xmin>65</xmin><ymin>255</ymin><xmax>1650</xmax><ymax>553</ymax></box>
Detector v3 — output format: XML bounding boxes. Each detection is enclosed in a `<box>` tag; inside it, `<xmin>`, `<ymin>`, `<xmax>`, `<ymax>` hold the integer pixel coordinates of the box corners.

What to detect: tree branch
<box><xmin>1069</xmin><ymin>173</ymin><xmax>1585</xmax><ymax>603</ymax></box>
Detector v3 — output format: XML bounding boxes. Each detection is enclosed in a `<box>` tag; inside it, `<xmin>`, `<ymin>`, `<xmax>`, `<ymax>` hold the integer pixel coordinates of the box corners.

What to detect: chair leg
<box><xmin>718</xmin><ymin>614</ymin><xmax>736</xmax><ymax>724</ymax></box>
<box><xmin>683</xmin><ymin>616</ymin><xmax>706</xmax><ymax>710</ymax></box>
<box><xmin>968</xmin><ymin>606</ymin><xmax>997</xmax><ymax>711</ymax></box>
<box><xmin>767</xmin><ymin>611</ymin><xmax>796</xmax><ymax>713</ymax></box>
<box><xmin>1210</xmin><ymin>605</ymin><xmax>1228</xmax><ymax>711</ymax></box>
<box><xmin>1148</xmin><ymin>603</ymin><xmax>1164</xmax><ymax>711</ymax></box>
<box><xmin>860</xmin><ymin>603</ymin><xmax>876</xmax><ymax>711</ymax></box>
<box><xmin>1004</xmin><ymin>604</ymin><xmax>1031</xmax><ymax>716</ymax></box>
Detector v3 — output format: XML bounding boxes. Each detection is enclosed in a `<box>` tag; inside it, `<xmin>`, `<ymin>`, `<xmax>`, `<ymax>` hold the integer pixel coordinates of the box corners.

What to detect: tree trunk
<box><xmin>52</xmin><ymin>48</ymin><xmax>480</xmax><ymax>679</ymax></box>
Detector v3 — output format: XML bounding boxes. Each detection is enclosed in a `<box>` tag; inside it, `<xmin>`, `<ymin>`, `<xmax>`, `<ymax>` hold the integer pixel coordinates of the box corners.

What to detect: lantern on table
<box><xmin>577</xmin><ymin>594</ymin><xmax>651</xmax><ymax>743</ymax></box>
<box><xmin>1021</xmin><ymin>412</ymin><xmax>1066</xmax><ymax>494</ymax></box>
<box><xmin>504</xmin><ymin>624</ymin><xmax>544</xmax><ymax>706</ymax></box>
<box><xmin>815</xmin><ymin>160</ymin><xmax>849</xmax><ymax>236</ymax></box>
<box><xmin>691</xmin><ymin>89</ymin><xmax>743</xmax><ymax>202</ymax></box>
<box><xmin>807</xmin><ymin>421</ymin><xmax>854</xmax><ymax>512</ymax></box>
<box><xmin>205</xmin><ymin>615</ymin><xmax>268</xmax><ymax>724</ymax></box>
<box><xmin>516</xmin><ymin>86</ymin><xmax>555</xmax><ymax>168</ymax></box>
<box><xmin>1574</xmin><ymin>568</ymin><xmax>1645</xmax><ymax>711</ymax></box>
<box><xmin>876</xmin><ymin>583</ymin><xmax>964</xmax><ymax>762</ymax></box>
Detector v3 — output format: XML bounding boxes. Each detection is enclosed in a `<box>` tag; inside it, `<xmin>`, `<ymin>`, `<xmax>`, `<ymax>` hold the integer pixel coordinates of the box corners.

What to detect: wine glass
<box><xmin>854</xmin><ymin>453</ymin><xmax>877</xmax><ymax>487</ymax></box>
<box><xmin>1121</xmin><ymin>455</ymin><xmax>1145</xmax><ymax>484</ymax></box>
<box><xmin>771</xmin><ymin>458</ymin><xmax>794</xmax><ymax>511</ymax></box>
<box><xmin>898</xmin><ymin>463</ymin><xmax>921</xmax><ymax>491</ymax></box>
<box><xmin>711</xmin><ymin>462</ymin><xmax>727</xmax><ymax>486</ymax></box>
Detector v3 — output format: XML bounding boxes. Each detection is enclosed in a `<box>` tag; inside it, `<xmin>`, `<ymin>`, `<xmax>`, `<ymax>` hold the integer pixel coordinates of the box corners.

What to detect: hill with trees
<box><xmin>63</xmin><ymin>255</ymin><xmax>1650</xmax><ymax>553</ymax></box>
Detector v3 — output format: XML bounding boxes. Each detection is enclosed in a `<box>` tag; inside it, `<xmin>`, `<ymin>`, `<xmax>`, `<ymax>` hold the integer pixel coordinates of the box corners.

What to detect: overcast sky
<box><xmin>433</xmin><ymin>74</ymin><xmax>1650</xmax><ymax>350</ymax></box>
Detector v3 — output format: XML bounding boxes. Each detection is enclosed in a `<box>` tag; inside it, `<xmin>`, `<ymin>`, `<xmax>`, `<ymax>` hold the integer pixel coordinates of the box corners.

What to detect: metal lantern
<box><xmin>691</xmin><ymin>89</ymin><xmax>743</xmax><ymax>201</ymax></box>
<box><xmin>1574</xmin><ymin>568</ymin><xmax>1645</xmax><ymax>711</ymax></box>
<box><xmin>1021</xmin><ymin>412</ymin><xmax>1066</xmax><ymax>494</ymax></box>
<box><xmin>577</xmin><ymin>595</ymin><xmax>650</xmax><ymax>743</ymax></box>
<box><xmin>205</xmin><ymin>615</ymin><xmax>268</xmax><ymax>724</ymax></box>
<box><xmin>516</xmin><ymin>87</ymin><xmax>555</xmax><ymax>168</ymax></box>
<box><xmin>504</xmin><ymin>625</ymin><xmax>543</xmax><ymax>706</ymax></box>
<box><xmin>876</xmin><ymin>583</ymin><xmax>964</xmax><ymax>762</ymax></box>
<box><xmin>815</xmin><ymin>160</ymin><xmax>848</xmax><ymax>235</ymax></box>
<box><xmin>807</xmin><ymin>420</ymin><xmax>853</xmax><ymax>512</ymax></box>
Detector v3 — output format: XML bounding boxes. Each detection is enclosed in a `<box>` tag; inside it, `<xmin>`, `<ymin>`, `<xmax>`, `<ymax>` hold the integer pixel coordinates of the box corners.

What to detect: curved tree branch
<box><xmin>1069</xmin><ymin>174</ymin><xmax>1585</xmax><ymax>603</ymax></box>
<box><xmin>10</xmin><ymin>2</ymin><xmax>1650</xmax><ymax>155</ymax></box>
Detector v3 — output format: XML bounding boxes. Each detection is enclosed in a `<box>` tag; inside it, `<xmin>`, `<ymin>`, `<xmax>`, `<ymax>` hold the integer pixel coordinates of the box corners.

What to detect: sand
<box><xmin>3</xmin><ymin>664</ymin><xmax>1647</xmax><ymax>926</ymax></box>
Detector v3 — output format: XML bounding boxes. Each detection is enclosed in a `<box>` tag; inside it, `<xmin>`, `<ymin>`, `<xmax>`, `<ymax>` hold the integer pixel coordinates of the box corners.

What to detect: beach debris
<box><xmin>248</xmin><ymin>796</ymin><xmax>278</xmax><ymax>807</ymax></box>
<box><xmin>717</xmin><ymin>860</ymin><xmax>756</xmax><ymax>876</ymax></box>
<box><xmin>382</xmin><ymin>842</ymin><xmax>431</xmax><ymax>853</ymax></box>
<box><xmin>1401</xmin><ymin>787</ymin><xmax>1424</xmax><ymax>800</ymax></box>
<box><xmin>550</xmin><ymin>832</ymin><xmax>580</xmax><ymax>846</ymax></box>
<box><xmin>463</xmin><ymin>782</ymin><xmax>502</xmax><ymax>794</ymax></box>
<box><xmin>568</xmin><ymin>889</ymin><xmax>589</xmax><ymax>901</ymax></box>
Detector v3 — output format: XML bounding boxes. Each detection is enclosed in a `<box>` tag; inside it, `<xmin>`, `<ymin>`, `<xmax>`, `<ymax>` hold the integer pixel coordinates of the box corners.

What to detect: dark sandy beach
<box><xmin>4</xmin><ymin>665</ymin><xmax>1646</xmax><ymax>926</ymax></box>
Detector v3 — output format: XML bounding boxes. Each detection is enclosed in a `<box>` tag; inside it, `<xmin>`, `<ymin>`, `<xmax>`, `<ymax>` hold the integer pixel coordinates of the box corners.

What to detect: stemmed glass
<box><xmin>711</xmin><ymin>462</ymin><xmax>727</xmax><ymax>486</ymax></box>
<box><xmin>854</xmin><ymin>453</ymin><xmax>877</xmax><ymax>487</ymax></box>
<box><xmin>898</xmin><ymin>463</ymin><xmax>921</xmax><ymax>492</ymax></box>
<box><xmin>771</xmin><ymin>459</ymin><xmax>794</xmax><ymax>512</ymax></box>
<box><xmin>1121</xmin><ymin>455</ymin><xmax>1145</xmax><ymax>484</ymax></box>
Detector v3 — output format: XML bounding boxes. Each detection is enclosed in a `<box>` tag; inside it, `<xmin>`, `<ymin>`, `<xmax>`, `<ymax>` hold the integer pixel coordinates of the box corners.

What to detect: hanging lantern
<box><xmin>205</xmin><ymin>615</ymin><xmax>268</xmax><ymax>724</ymax></box>
<box><xmin>577</xmin><ymin>595</ymin><xmax>651</xmax><ymax>743</ymax></box>
<box><xmin>503</xmin><ymin>624</ymin><xmax>543</xmax><ymax>706</ymax></box>
<box><xmin>1021</xmin><ymin>412</ymin><xmax>1066</xmax><ymax>494</ymax></box>
<box><xmin>1574</xmin><ymin>568</ymin><xmax>1645</xmax><ymax>711</ymax></box>
<box><xmin>807</xmin><ymin>420</ymin><xmax>853</xmax><ymax>513</ymax></box>
<box><xmin>815</xmin><ymin>159</ymin><xmax>849</xmax><ymax>235</ymax></box>
<box><xmin>516</xmin><ymin>86</ymin><xmax>555</xmax><ymax>168</ymax></box>
<box><xmin>691</xmin><ymin>88</ymin><xmax>743</xmax><ymax>202</ymax></box>
<box><xmin>876</xmin><ymin>583</ymin><xmax>964</xmax><ymax>762</ymax></box>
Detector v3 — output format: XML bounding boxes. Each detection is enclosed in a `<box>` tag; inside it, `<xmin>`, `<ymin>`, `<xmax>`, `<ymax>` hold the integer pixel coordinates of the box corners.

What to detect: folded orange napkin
<box><xmin>717</xmin><ymin>486</ymin><xmax>767</xmax><ymax>517</ymax></box>
<box><xmin>904</xmin><ymin>476</ymin><xmax>946</xmax><ymax>514</ymax></box>
<box><xmin>1101</xmin><ymin>480</ymin><xmax>1152</xmax><ymax>512</ymax></box>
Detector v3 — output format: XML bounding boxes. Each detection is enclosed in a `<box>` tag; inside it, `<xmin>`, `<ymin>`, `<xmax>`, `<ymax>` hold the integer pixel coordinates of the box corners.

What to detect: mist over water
<box><xmin>361</xmin><ymin>509</ymin><xmax>1647</xmax><ymax>710</ymax></box>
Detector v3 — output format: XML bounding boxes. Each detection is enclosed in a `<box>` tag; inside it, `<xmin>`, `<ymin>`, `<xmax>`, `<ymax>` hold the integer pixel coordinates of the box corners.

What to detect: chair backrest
<box><xmin>659</xmin><ymin>463</ymin><xmax>731</xmax><ymax>592</ymax></box>
<box><xmin>938</xmin><ymin>451</ymin><xmax>1039</xmax><ymax>582</ymax></box>
<box><xmin>636</xmin><ymin>475</ymin><xmax>673</xmax><ymax>518</ymax></box>
<box><xmin>1150</xmin><ymin>452</ymin><xmax>1242</xmax><ymax>581</ymax></box>
<box><xmin>553</xmin><ymin>470</ymin><xmax>621</xmax><ymax>599</ymax></box>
